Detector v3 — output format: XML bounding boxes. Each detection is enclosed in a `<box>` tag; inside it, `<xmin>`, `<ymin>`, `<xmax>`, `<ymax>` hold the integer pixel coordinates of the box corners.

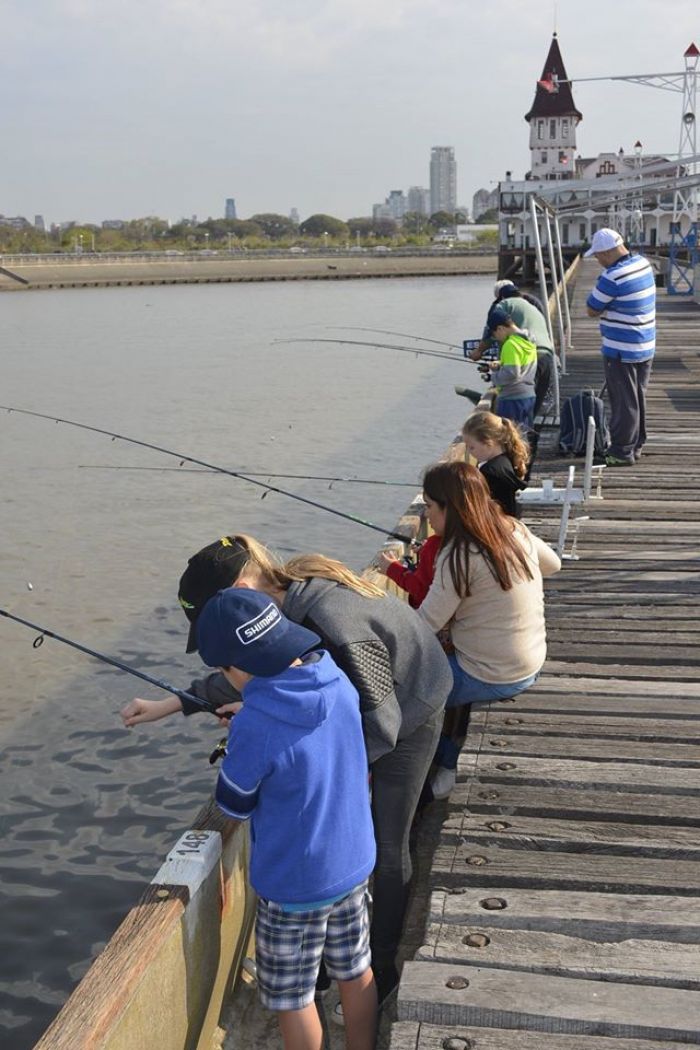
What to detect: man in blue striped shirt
<box><xmin>586</xmin><ymin>228</ymin><xmax>655</xmax><ymax>465</ymax></box>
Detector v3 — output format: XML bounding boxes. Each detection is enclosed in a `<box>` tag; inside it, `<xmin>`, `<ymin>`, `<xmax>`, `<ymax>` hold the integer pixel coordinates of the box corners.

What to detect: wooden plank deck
<box><xmin>391</xmin><ymin>261</ymin><xmax>700</xmax><ymax>1048</ymax></box>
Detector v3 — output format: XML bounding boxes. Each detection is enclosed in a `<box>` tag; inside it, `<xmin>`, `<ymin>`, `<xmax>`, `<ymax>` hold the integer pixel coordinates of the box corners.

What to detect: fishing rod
<box><xmin>0</xmin><ymin>607</ymin><xmax>217</xmax><ymax>715</ymax></box>
<box><xmin>275</xmin><ymin>336</ymin><xmax>468</xmax><ymax>364</ymax></box>
<box><xmin>0</xmin><ymin>405</ymin><xmax>414</xmax><ymax>543</ymax></box>
<box><xmin>77</xmin><ymin>464</ymin><xmax>419</xmax><ymax>488</ymax></box>
<box><xmin>327</xmin><ymin>325</ymin><xmax>463</xmax><ymax>352</ymax></box>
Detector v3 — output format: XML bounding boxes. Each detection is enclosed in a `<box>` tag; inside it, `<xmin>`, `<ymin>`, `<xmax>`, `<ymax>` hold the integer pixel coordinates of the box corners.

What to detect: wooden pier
<box><xmin>392</xmin><ymin>260</ymin><xmax>700</xmax><ymax>1048</ymax></box>
<box><xmin>33</xmin><ymin>259</ymin><xmax>699</xmax><ymax>1049</ymax></box>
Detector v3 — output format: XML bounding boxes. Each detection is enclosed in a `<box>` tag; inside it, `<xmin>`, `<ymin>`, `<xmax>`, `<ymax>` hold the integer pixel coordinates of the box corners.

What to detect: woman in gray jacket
<box><xmin>122</xmin><ymin>533</ymin><xmax>453</xmax><ymax>1006</ymax></box>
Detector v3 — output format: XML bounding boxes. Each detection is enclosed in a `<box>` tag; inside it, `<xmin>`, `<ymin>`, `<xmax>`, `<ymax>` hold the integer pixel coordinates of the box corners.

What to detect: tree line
<box><xmin>0</xmin><ymin>211</ymin><xmax>495</xmax><ymax>254</ymax></box>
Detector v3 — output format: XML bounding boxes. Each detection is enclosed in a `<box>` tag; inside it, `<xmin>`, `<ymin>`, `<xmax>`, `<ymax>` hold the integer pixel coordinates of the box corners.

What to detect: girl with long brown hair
<box><xmin>417</xmin><ymin>461</ymin><xmax>560</xmax><ymax>797</ymax></box>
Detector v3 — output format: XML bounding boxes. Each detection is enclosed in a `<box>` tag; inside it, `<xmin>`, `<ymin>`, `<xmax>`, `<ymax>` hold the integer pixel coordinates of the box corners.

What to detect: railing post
<box><xmin>556</xmin><ymin>465</ymin><xmax>577</xmax><ymax>557</ymax></box>
<box><xmin>553</xmin><ymin>215</ymin><xmax>572</xmax><ymax>372</ymax></box>
<box><xmin>543</xmin><ymin>207</ymin><xmax>567</xmax><ymax>371</ymax></box>
<box><xmin>530</xmin><ymin>195</ymin><xmax>560</xmax><ymax>419</ymax></box>
<box><xmin>583</xmin><ymin>416</ymin><xmax>596</xmax><ymax>501</ymax></box>
<box><xmin>530</xmin><ymin>195</ymin><xmax>554</xmax><ymax>346</ymax></box>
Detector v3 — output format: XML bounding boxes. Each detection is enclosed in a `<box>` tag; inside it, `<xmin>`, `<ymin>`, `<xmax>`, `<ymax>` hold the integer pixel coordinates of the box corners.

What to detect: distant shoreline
<box><xmin>0</xmin><ymin>251</ymin><xmax>497</xmax><ymax>291</ymax></box>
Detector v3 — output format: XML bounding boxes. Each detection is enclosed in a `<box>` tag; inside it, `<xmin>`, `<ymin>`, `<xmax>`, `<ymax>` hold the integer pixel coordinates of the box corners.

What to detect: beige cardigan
<box><xmin>418</xmin><ymin>525</ymin><xmax>561</xmax><ymax>684</ymax></box>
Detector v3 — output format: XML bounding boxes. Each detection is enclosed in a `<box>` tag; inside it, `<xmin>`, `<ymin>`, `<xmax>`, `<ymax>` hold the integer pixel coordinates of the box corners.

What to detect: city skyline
<box><xmin>1</xmin><ymin>2</ymin><xmax>696</xmax><ymax>224</ymax></box>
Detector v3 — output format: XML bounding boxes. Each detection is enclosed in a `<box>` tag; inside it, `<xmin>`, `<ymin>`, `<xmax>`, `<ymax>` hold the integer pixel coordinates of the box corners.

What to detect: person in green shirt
<box><xmin>486</xmin><ymin>310</ymin><xmax>537</xmax><ymax>428</ymax></box>
<box><xmin>471</xmin><ymin>281</ymin><xmax>555</xmax><ymax>416</ymax></box>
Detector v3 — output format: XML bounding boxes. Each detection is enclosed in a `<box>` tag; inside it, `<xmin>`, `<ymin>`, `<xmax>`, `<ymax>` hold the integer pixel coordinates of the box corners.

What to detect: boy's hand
<box><xmin>215</xmin><ymin>701</ymin><xmax>243</xmax><ymax>725</ymax></box>
<box><xmin>121</xmin><ymin>694</ymin><xmax>182</xmax><ymax>727</ymax></box>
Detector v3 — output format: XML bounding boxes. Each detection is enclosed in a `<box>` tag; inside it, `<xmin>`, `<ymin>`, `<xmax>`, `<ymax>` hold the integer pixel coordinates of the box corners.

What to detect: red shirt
<box><xmin>385</xmin><ymin>534</ymin><xmax>442</xmax><ymax>608</ymax></box>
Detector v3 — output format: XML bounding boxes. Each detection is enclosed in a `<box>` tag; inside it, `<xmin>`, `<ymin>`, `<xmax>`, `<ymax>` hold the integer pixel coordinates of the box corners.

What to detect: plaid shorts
<box><xmin>255</xmin><ymin>880</ymin><xmax>371</xmax><ymax>1012</ymax></box>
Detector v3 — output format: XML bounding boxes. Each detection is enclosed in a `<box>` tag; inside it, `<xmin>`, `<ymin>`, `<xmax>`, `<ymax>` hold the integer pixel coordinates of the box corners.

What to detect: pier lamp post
<box><xmin>323</xmin><ymin>230</ymin><xmax>329</xmax><ymax>250</ymax></box>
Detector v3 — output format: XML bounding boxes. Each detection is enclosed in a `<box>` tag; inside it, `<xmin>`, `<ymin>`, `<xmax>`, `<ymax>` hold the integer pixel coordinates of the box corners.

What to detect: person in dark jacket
<box><xmin>121</xmin><ymin>533</ymin><xmax>452</xmax><ymax>1006</ymax></box>
<box><xmin>461</xmin><ymin>410</ymin><xmax>530</xmax><ymax>517</ymax></box>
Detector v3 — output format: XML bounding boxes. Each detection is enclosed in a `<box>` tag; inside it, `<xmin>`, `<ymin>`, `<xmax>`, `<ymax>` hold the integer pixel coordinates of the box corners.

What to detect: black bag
<box><xmin>558</xmin><ymin>387</ymin><xmax>609</xmax><ymax>458</ymax></box>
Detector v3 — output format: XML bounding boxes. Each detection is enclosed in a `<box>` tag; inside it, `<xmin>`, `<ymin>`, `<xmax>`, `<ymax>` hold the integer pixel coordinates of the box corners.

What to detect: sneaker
<box><xmin>634</xmin><ymin>449</ymin><xmax>643</xmax><ymax>461</ymax></box>
<box><xmin>430</xmin><ymin>766</ymin><xmax>457</xmax><ymax>800</ymax></box>
<box><xmin>604</xmin><ymin>454</ymin><xmax>634</xmax><ymax>467</ymax></box>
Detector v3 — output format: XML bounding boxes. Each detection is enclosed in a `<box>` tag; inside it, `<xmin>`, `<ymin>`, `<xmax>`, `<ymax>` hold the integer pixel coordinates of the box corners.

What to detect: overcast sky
<box><xmin>2</xmin><ymin>0</ymin><xmax>698</xmax><ymax>225</ymax></box>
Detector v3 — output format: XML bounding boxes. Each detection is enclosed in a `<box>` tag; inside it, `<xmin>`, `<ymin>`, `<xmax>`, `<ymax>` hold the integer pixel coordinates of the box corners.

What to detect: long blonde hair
<box><xmin>462</xmin><ymin>411</ymin><xmax>530</xmax><ymax>479</ymax></box>
<box><xmin>229</xmin><ymin>533</ymin><xmax>385</xmax><ymax>598</ymax></box>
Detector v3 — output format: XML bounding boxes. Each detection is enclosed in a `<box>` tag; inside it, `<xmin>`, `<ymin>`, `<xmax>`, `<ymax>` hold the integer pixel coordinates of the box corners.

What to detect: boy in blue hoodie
<box><xmin>196</xmin><ymin>588</ymin><xmax>377</xmax><ymax>1050</ymax></box>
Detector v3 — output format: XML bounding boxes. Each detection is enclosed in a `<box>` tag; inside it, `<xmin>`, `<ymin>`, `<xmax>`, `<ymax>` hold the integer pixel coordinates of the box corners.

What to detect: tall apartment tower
<box><xmin>407</xmin><ymin>186</ymin><xmax>430</xmax><ymax>215</ymax></box>
<box><xmin>525</xmin><ymin>33</ymin><xmax>582</xmax><ymax>181</ymax></box>
<box><xmin>225</xmin><ymin>198</ymin><xmax>237</xmax><ymax>220</ymax></box>
<box><xmin>429</xmin><ymin>147</ymin><xmax>457</xmax><ymax>215</ymax></box>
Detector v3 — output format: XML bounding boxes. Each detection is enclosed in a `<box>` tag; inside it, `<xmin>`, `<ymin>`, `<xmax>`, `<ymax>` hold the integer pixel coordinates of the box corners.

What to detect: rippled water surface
<box><xmin>0</xmin><ymin>275</ymin><xmax>490</xmax><ymax>1047</ymax></box>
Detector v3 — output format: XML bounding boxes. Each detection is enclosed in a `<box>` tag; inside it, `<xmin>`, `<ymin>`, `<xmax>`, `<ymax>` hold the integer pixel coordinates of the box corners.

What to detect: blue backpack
<box><xmin>558</xmin><ymin>387</ymin><xmax>609</xmax><ymax>458</ymax></box>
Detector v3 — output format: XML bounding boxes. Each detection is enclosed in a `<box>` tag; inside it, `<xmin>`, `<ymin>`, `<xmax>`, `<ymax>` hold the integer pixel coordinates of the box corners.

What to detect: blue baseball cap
<box><xmin>196</xmin><ymin>588</ymin><xmax>322</xmax><ymax>676</ymax></box>
<box><xmin>488</xmin><ymin>307</ymin><xmax>511</xmax><ymax>333</ymax></box>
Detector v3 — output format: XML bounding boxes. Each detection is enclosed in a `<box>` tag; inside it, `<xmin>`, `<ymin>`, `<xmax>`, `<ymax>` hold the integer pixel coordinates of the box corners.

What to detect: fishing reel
<box><xmin>209</xmin><ymin>737</ymin><xmax>228</xmax><ymax>765</ymax></box>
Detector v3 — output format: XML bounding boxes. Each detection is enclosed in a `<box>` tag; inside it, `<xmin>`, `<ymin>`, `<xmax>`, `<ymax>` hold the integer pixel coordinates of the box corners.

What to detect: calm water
<box><xmin>0</xmin><ymin>275</ymin><xmax>490</xmax><ymax>1047</ymax></box>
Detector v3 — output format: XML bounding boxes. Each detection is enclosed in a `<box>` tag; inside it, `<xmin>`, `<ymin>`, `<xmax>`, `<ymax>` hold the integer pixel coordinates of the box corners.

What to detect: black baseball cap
<box><xmin>178</xmin><ymin>537</ymin><xmax>250</xmax><ymax>653</ymax></box>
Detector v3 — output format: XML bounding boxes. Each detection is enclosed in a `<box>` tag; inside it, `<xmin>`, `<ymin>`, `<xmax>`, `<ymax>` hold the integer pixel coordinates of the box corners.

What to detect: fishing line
<box><xmin>0</xmin><ymin>607</ymin><xmax>217</xmax><ymax>714</ymax></box>
<box><xmin>77</xmin><ymin>464</ymin><xmax>419</xmax><ymax>488</ymax></box>
<box><xmin>274</xmin><ymin>336</ymin><xmax>466</xmax><ymax>363</ymax></box>
<box><xmin>326</xmin><ymin>325</ymin><xmax>463</xmax><ymax>351</ymax></box>
<box><xmin>0</xmin><ymin>405</ymin><xmax>414</xmax><ymax>543</ymax></box>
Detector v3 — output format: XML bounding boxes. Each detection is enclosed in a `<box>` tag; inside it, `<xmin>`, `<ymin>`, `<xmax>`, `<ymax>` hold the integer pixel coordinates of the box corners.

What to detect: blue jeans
<box><xmin>496</xmin><ymin>395</ymin><xmax>536</xmax><ymax>429</ymax></box>
<box><xmin>436</xmin><ymin>654</ymin><xmax>539</xmax><ymax>769</ymax></box>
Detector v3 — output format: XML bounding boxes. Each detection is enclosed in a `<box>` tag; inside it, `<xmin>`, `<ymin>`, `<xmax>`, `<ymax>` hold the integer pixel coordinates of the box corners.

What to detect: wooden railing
<box><xmin>34</xmin><ymin>802</ymin><xmax>256</xmax><ymax>1050</ymax></box>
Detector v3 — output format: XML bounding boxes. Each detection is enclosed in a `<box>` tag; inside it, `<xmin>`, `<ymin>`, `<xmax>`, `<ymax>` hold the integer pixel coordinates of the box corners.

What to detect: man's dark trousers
<box><xmin>534</xmin><ymin>350</ymin><xmax>554</xmax><ymax>416</ymax></box>
<box><xmin>603</xmin><ymin>356</ymin><xmax>653</xmax><ymax>462</ymax></box>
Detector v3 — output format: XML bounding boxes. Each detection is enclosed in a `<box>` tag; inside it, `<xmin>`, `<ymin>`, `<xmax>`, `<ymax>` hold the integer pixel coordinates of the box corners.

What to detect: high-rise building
<box><xmin>472</xmin><ymin>188</ymin><xmax>499</xmax><ymax>221</ymax></box>
<box><xmin>430</xmin><ymin>147</ymin><xmax>457</xmax><ymax>215</ymax></box>
<box><xmin>225</xmin><ymin>198</ymin><xmax>237</xmax><ymax>220</ymax></box>
<box><xmin>372</xmin><ymin>191</ymin><xmax>407</xmax><ymax>223</ymax></box>
<box><xmin>289</xmin><ymin>207</ymin><xmax>300</xmax><ymax>225</ymax></box>
<box><xmin>386</xmin><ymin>190</ymin><xmax>407</xmax><ymax>220</ymax></box>
<box><xmin>372</xmin><ymin>202</ymin><xmax>393</xmax><ymax>221</ymax></box>
<box><xmin>34</xmin><ymin>214</ymin><xmax>45</xmax><ymax>231</ymax></box>
<box><xmin>407</xmin><ymin>186</ymin><xmax>430</xmax><ymax>215</ymax></box>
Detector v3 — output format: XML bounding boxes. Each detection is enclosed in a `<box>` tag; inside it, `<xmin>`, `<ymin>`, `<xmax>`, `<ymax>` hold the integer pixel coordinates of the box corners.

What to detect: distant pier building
<box><xmin>498</xmin><ymin>33</ymin><xmax>680</xmax><ymax>279</ymax></box>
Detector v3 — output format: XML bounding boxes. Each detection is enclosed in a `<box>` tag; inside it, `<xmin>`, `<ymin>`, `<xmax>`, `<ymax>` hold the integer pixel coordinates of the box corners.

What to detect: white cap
<box><xmin>584</xmin><ymin>228</ymin><xmax>624</xmax><ymax>256</ymax></box>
